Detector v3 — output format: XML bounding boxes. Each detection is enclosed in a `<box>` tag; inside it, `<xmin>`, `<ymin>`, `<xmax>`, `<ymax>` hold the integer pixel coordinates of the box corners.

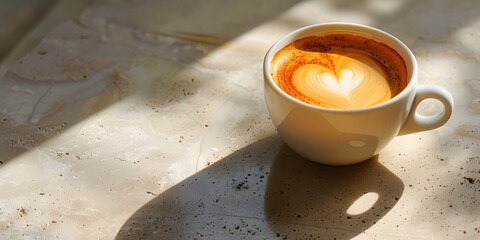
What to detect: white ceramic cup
<box><xmin>263</xmin><ymin>23</ymin><xmax>454</xmax><ymax>166</ymax></box>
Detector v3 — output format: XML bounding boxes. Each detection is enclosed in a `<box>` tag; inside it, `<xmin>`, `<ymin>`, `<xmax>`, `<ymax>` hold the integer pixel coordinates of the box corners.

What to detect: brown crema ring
<box><xmin>270</xmin><ymin>34</ymin><xmax>408</xmax><ymax>109</ymax></box>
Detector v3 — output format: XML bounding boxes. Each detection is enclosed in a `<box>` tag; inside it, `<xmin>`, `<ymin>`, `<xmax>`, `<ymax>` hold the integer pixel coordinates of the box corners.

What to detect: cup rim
<box><xmin>264</xmin><ymin>22</ymin><xmax>418</xmax><ymax>113</ymax></box>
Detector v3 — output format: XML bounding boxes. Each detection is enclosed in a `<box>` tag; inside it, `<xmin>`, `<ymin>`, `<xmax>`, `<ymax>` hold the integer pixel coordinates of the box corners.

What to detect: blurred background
<box><xmin>0</xmin><ymin>0</ymin><xmax>96</xmax><ymax>66</ymax></box>
<box><xmin>0</xmin><ymin>0</ymin><xmax>58</xmax><ymax>62</ymax></box>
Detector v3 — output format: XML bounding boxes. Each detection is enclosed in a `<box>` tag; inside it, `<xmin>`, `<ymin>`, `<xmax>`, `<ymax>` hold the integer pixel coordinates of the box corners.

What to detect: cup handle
<box><xmin>398</xmin><ymin>85</ymin><xmax>454</xmax><ymax>136</ymax></box>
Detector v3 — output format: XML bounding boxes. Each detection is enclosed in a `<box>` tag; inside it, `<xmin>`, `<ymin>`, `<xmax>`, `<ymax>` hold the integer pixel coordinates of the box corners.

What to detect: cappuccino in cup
<box><xmin>264</xmin><ymin>23</ymin><xmax>453</xmax><ymax>166</ymax></box>
<box><xmin>270</xmin><ymin>34</ymin><xmax>408</xmax><ymax>109</ymax></box>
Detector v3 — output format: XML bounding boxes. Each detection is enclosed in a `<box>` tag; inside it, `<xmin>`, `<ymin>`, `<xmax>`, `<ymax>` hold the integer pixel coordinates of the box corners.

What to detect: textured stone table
<box><xmin>0</xmin><ymin>0</ymin><xmax>479</xmax><ymax>239</ymax></box>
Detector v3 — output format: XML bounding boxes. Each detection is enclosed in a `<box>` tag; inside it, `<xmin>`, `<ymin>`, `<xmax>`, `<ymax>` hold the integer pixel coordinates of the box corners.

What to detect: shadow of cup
<box><xmin>265</xmin><ymin>144</ymin><xmax>404</xmax><ymax>239</ymax></box>
<box><xmin>114</xmin><ymin>136</ymin><xmax>404</xmax><ymax>239</ymax></box>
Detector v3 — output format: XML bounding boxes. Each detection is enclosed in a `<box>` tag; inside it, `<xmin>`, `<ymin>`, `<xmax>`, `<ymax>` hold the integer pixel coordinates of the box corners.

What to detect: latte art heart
<box><xmin>322</xmin><ymin>69</ymin><xmax>361</xmax><ymax>97</ymax></box>
<box><xmin>292</xmin><ymin>54</ymin><xmax>391</xmax><ymax>108</ymax></box>
<box><xmin>271</xmin><ymin>34</ymin><xmax>408</xmax><ymax>109</ymax></box>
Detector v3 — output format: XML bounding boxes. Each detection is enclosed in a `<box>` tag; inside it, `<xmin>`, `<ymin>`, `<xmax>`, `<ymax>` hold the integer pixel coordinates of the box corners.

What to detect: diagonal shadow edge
<box><xmin>0</xmin><ymin>0</ymin><xmax>305</xmax><ymax>166</ymax></box>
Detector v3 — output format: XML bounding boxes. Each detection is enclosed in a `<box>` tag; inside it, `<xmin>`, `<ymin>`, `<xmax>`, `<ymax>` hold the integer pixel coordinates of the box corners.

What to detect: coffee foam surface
<box><xmin>271</xmin><ymin>34</ymin><xmax>407</xmax><ymax>109</ymax></box>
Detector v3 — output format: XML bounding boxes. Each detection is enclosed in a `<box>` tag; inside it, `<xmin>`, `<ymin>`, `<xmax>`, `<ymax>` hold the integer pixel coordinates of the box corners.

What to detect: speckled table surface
<box><xmin>0</xmin><ymin>0</ymin><xmax>479</xmax><ymax>239</ymax></box>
